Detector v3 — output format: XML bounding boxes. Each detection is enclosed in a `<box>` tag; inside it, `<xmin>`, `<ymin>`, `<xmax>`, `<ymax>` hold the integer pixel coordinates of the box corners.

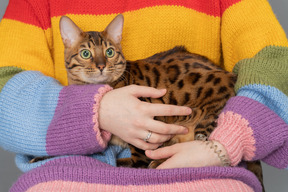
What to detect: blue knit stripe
<box><xmin>237</xmin><ymin>84</ymin><xmax>288</xmax><ymax>124</ymax></box>
<box><xmin>0</xmin><ymin>71</ymin><xmax>63</xmax><ymax>155</ymax></box>
<box><xmin>15</xmin><ymin>145</ymin><xmax>131</xmax><ymax>172</ymax></box>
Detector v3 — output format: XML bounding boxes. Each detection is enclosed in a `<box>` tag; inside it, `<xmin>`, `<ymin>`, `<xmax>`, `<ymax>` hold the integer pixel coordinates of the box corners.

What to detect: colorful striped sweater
<box><xmin>0</xmin><ymin>0</ymin><xmax>287</xmax><ymax>191</ymax></box>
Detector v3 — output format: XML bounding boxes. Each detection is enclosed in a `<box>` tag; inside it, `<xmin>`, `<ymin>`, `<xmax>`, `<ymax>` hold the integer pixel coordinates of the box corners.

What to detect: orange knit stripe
<box><xmin>221</xmin><ymin>0</ymin><xmax>288</xmax><ymax>71</ymax></box>
<box><xmin>0</xmin><ymin>19</ymin><xmax>54</xmax><ymax>77</ymax></box>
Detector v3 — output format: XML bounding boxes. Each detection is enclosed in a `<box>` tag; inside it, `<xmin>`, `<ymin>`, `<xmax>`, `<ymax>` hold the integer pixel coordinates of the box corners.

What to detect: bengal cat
<box><xmin>59</xmin><ymin>15</ymin><xmax>264</xmax><ymax>190</ymax></box>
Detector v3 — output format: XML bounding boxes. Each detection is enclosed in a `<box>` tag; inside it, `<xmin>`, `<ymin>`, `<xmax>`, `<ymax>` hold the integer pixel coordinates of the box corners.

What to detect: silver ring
<box><xmin>144</xmin><ymin>131</ymin><xmax>152</xmax><ymax>142</ymax></box>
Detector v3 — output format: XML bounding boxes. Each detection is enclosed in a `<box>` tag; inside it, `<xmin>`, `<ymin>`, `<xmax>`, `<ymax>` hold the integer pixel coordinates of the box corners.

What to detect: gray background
<box><xmin>0</xmin><ymin>0</ymin><xmax>288</xmax><ymax>191</ymax></box>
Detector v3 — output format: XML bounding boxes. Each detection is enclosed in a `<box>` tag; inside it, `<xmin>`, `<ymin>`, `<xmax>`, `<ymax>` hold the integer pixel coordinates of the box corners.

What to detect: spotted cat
<box><xmin>59</xmin><ymin>15</ymin><xmax>264</xmax><ymax>190</ymax></box>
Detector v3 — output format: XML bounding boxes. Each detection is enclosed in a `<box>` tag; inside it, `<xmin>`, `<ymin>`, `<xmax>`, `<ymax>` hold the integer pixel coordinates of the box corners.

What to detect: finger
<box><xmin>145</xmin><ymin>145</ymin><xmax>176</xmax><ymax>160</ymax></box>
<box><xmin>156</xmin><ymin>157</ymin><xmax>180</xmax><ymax>169</ymax></box>
<box><xmin>138</xmin><ymin>130</ymin><xmax>172</xmax><ymax>144</ymax></box>
<box><xmin>128</xmin><ymin>85</ymin><xmax>167</xmax><ymax>98</ymax></box>
<box><xmin>132</xmin><ymin>139</ymin><xmax>161</xmax><ymax>150</ymax></box>
<box><xmin>145</xmin><ymin>103</ymin><xmax>192</xmax><ymax>117</ymax></box>
<box><xmin>146</xmin><ymin>119</ymin><xmax>188</xmax><ymax>135</ymax></box>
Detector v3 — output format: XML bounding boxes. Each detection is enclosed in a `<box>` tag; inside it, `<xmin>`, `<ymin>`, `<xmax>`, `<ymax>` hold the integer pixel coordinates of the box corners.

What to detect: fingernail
<box><xmin>186</xmin><ymin>108</ymin><xmax>192</xmax><ymax>114</ymax></box>
<box><xmin>183</xmin><ymin>128</ymin><xmax>189</xmax><ymax>134</ymax></box>
<box><xmin>159</xmin><ymin>89</ymin><xmax>167</xmax><ymax>94</ymax></box>
<box><xmin>145</xmin><ymin>150</ymin><xmax>152</xmax><ymax>155</ymax></box>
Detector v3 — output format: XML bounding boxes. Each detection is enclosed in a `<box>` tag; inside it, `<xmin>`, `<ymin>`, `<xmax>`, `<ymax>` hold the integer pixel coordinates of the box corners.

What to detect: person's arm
<box><xmin>0</xmin><ymin>0</ymin><xmax>114</xmax><ymax>156</ymax></box>
<box><xmin>147</xmin><ymin>0</ymin><xmax>288</xmax><ymax>170</ymax></box>
<box><xmin>209</xmin><ymin>0</ymin><xmax>288</xmax><ymax>169</ymax></box>
<box><xmin>0</xmin><ymin>0</ymin><xmax>191</xmax><ymax>157</ymax></box>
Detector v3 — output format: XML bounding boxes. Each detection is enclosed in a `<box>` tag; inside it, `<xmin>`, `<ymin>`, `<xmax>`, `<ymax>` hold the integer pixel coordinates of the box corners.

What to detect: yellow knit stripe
<box><xmin>0</xmin><ymin>19</ymin><xmax>54</xmax><ymax>77</ymax></box>
<box><xmin>51</xmin><ymin>6</ymin><xmax>221</xmax><ymax>85</ymax></box>
<box><xmin>221</xmin><ymin>0</ymin><xmax>288</xmax><ymax>72</ymax></box>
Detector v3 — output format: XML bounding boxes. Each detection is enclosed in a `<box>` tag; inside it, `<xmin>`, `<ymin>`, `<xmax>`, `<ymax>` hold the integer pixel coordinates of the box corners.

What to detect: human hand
<box><xmin>98</xmin><ymin>85</ymin><xmax>192</xmax><ymax>150</ymax></box>
<box><xmin>145</xmin><ymin>140</ymin><xmax>229</xmax><ymax>169</ymax></box>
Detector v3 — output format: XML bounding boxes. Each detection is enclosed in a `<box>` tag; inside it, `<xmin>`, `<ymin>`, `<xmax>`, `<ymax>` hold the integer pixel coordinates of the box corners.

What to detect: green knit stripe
<box><xmin>0</xmin><ymin>66</ymin><xmax>25</xmax><ymax>92</ymax></box>
<box><xmin>233</xmin><ymin>46</ymin><xmax>288</xmax><ymax>95</ymax></box>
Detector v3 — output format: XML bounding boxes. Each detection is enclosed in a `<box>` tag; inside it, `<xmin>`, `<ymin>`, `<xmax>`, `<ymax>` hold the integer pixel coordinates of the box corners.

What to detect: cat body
<box><xmin>60</xmin><ymin>14</ymin><xmax>236</xmax><ymax>149</ymax></box>
<box><xmin>111</xmin><ymin>46</ymin><xmax>236</xmax><ymax>146</ymax></box>
<box><xmin>59</xmin><ymin>15</ymin><xmax>264</xmax><ymax>190</ymax></box>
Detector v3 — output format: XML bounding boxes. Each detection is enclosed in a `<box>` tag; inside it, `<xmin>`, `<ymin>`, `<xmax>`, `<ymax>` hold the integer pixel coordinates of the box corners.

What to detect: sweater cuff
<box><xmin>92</xmin><ymin>85</ymin><xmax>113</xmax><ymax>149</ymax></box>
<box><xmin>209</xmin><ymin>110</ymin><xmax>256</xmax><ymax>166</ymax></box>
<box><xmin>46</xmin><ymin>84</ymin><xmax>112</xmax><ymax>156</ymax></box>
<box><xmin>209</xmin><ymin>96</ymin><xmax>288</xmax><ymax>166</ymax></box>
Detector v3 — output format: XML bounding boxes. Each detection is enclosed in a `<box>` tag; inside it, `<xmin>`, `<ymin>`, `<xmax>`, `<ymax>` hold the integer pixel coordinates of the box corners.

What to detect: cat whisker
<box><xmin>122</xmin><ymin>70</ymin><xmax>135</xmax><ymax>84</ymax></box>
<box><xmin>113</xmin><ymin>71</ymin><xmax>130</xmax><ymax>85</ymax></box>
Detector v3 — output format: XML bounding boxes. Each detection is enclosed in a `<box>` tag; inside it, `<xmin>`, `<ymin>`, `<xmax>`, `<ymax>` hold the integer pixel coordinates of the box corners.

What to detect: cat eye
<box><xmin>80</xmin><ymin>49</ymin><xmax>92</xmax><ymax>59</ymax></box>
<box><xmin>105</xmin><ymin>48</ymin><xmax>115</xmax><ymax>58</ymax></box>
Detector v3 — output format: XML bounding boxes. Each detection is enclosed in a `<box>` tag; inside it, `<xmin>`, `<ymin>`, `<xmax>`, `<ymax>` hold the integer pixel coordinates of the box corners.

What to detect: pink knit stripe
<box><xmin>26</xmin><ymin>179</ymin><xmax>253</xmax><ymax>192</ymax></box>
<box><xmin>92</xmin><ymin>85</ymin><xmax>113</xmax><ymax>149</ymax></box>
<box><xmin>209</xmin><ymin>111</ymin><xmax>256</xmax><ymax>166</ymax></box>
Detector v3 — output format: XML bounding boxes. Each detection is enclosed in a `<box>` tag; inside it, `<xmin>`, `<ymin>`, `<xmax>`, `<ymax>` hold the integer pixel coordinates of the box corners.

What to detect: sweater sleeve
<box><xmin>209</xmin><ymin>0</ymin><xmax>288</xmax><ymax>169</ymax></box>
<box><xmin>0</xmin><ymin>0</ymin><xmax>111</xmax><ymax>156</ymax></box>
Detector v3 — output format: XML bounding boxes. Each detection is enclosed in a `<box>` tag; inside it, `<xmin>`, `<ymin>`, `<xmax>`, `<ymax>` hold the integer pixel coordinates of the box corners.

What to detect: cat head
<box><xmin>59</xmin><ymin>14</ymin><xmax>126</xmax><ymax>85</ymax></box>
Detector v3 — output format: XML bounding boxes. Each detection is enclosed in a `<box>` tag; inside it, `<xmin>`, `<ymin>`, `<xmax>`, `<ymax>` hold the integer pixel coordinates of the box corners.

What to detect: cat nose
<box><xmin>97</xmin><ymin>63</ymin><xmax>106</xmax><ymax>72</ymax></box>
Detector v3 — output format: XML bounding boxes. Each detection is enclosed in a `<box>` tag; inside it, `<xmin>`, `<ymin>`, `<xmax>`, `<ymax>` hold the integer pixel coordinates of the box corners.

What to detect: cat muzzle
<box><xmin>96</xmin><ymin>63</ymin><xmax>106</xmax><ymax>72</ymax></box>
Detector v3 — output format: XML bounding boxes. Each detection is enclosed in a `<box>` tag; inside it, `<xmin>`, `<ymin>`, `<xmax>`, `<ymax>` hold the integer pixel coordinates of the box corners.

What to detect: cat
<box><xmin>59</xmin><ymin>14</ymin><xmax>264</xmax><ymax>190</ymax></box>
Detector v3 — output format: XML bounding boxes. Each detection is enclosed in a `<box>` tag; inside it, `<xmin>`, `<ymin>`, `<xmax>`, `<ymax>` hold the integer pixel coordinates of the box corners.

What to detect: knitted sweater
<box><xmin>0</xmin><ymin>0</ymin><xmax>287</xmax><ymax>191</ymax></box>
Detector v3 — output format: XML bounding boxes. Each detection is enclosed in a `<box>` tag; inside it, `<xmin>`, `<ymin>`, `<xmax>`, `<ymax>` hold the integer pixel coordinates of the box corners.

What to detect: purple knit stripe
<box><xmin>223</xmin><ymin>96</ymin><xmax>288</xmax><ymax>163</ymax></box>
<box><xmin>10</xmin><ymin>156</ymin><xmax>262</xmax><ymax>192</ymax></box>
<box><xmin>262</xmin><ymin>140</ymin><xmax>288</xmax><ymax>169</ymax></box>
<box><xmin>46</xmin><ymin>84</ymin><xmax>106</xmax><ymax>155</ymax></box>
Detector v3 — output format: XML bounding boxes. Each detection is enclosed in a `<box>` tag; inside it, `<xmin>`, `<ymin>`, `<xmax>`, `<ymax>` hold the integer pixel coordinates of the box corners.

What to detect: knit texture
<box><xmin>0</xmin><ymin>66</ymin><xmax>24</xmax><ymax>92</ymax></box>
<box><xmin>10</xmin><ymin>156</ymin><xmax>261</xmax><ymax>192</ymax></box>
<box><xmin>0</xmin><ymin>0</ymin><xmax>287</xmax><ymax>191</ymax></box>
<box><xmin>0</xmin><ymin>71</ymin><xmax>62</xmax><ymax>155</ymax></box>
<box><xmin>15</xmin><ymin>144</ymin><xmax>131</xmax><ymax>172</ymax></box>
<box><xmin>209</xmin><ymin>45</ymin><xmax>288</xmax><ymax>169</ymax></box>
<box><xmin>210</xmin><ymin>111</ymin><xmax>256</xmax><ymax>166</ymax></box>
<box><xmin>220</xmin><ymin>0</ymin><xmax>287</xmax><ymax>72</ymax></box>
<box><xmin>1</xmin><ymin>0</ymin><xmax>287</xmax><ymax>84</ymax></box>
<box><xmin>25</xmin><ymin>179</ymin><xmax>253</xmax><ymax>192</ymax></box>
<box><xmin>46</xmin><ymin>84</ymin><xmax>112</xmax><ymax>155</ymax></box>
<box><xmin>92</xmin><ymin>85</ymin><xmax>113</xmax><ymax>148</ymax></box>
<box><xmin>233</xmin><ymin>46</ymin><xmax>288</xmax><ymax>95</ymax></box>
<box><xmin>210</xmin><ymin>96</ymin><xmax>288</xmax><ymax>168</ymax></box>
<box><xmin>0</xmin><ymin>70</ymin><xmax>112</xmax><ymax>156</ymax></box>
<box><xmin>237</xmin><ymin>84</ymin><xmax>288</xmax><ymax>123</ymax></box>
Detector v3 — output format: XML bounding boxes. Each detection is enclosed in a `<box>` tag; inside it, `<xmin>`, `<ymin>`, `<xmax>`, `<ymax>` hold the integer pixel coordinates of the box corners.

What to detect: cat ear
<box><xmin>59</xmin><ymin>16</ymin><xmax>83</xmax><ymax>48</ymax></box>
<box><xmin>104</xmin><ymin>14</ymin><xmax>124</xmax><ymax>45</ymax></box>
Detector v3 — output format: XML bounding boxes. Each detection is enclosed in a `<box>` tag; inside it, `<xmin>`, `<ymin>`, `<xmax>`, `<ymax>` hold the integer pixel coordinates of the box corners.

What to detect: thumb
<box><xmin>145</xmin><ymin>145</ymin><xmax>176</xmax><ymax>160</ymax></box>
<box><xmin>128</xmin><ymin>85</ymin><xmax>166</xmax><ymax>98</ymax></box>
